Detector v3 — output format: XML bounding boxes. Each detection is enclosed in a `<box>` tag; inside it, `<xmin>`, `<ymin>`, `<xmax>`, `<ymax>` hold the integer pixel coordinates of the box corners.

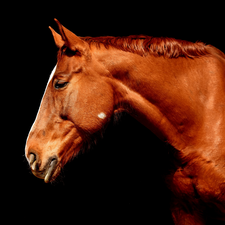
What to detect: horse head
<box><xmin>25</xmin><ymin>19</ymin><xmax>115</xmax><ymax>182</ymax></box>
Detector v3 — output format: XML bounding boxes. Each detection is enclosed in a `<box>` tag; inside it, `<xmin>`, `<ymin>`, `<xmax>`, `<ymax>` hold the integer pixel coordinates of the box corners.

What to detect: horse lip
<box><xmin>31</xmin><ymin>169</ymin><xmax>46</xmax><ymax>179</ymax></box>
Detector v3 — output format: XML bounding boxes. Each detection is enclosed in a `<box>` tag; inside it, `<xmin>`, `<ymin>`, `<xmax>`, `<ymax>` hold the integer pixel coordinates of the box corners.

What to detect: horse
<box><xmin>25</xmin><ymin>19</ymin><xmax>225</xmax><ymax>224</ymax></box>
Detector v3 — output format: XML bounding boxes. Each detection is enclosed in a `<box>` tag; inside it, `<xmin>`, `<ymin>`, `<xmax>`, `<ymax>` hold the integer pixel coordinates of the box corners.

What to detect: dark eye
<box><xmin>54</xmin><ymin>80</ymin><xmax>69</xmax><ymax>90</ymax></box>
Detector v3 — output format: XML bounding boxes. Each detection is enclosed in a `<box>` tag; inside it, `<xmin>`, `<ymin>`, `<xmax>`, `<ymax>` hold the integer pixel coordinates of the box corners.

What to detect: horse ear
<box><xmin>54</xmin><ymin>18</ymin><xmax>89</xmax><ymax>56</ymax></box>
<box><xmin>49</xmin><ymin>26</ymin><xmax>65</xmax><ymax>48</ymax></box>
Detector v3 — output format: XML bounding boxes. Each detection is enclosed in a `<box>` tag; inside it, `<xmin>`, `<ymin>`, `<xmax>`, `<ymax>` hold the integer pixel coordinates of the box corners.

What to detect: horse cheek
<box><xmin>70</xmin><ymin>86</ymin><xmax>114</xmax><ymax>133</ymax></box>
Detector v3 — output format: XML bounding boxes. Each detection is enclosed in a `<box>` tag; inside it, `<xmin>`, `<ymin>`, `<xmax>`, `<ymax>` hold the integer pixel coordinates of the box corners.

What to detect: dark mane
<box><xmin>81</xmin><ymin>35</ymin><xmax>209</xmax><ymax>58</ymax></box>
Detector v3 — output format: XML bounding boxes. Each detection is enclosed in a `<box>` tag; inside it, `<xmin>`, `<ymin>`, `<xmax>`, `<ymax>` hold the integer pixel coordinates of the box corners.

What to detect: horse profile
<box><xmin>25</xmin><ymin>19</ymin><xmax>225</xmax><ymax>224</ymax></box>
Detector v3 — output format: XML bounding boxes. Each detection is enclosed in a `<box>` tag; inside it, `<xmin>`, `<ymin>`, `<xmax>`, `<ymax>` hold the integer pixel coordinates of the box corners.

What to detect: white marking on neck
<box><xmin>98</xmin><ymin>112</ymin><xmax>107</xmax><ymax>119</ymax></box>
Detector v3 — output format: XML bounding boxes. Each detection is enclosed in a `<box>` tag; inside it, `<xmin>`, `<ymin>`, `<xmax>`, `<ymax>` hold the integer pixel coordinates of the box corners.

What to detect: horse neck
<box><xmin>95</xmin><ymin>47</ymin><xmax>225</xmax><ymax>152</ymax></box>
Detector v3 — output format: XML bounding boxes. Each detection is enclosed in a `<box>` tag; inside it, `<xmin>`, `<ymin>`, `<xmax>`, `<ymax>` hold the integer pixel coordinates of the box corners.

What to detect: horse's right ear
<box><xmin>49</xmin><ymin>26</ymin><xmax>65</xmax><ymax>48</ymax></box>
<box><xmin>54</xmin><ymin>19</ymin><xmax>90</xmax><ymax>58</ymax></box>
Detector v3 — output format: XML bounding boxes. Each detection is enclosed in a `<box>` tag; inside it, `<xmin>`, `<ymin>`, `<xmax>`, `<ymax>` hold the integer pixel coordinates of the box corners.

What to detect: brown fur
<box><xmin>25</xmin><ymin>19</ymin><xmax>225</xmax><ymax>224</ymax></box>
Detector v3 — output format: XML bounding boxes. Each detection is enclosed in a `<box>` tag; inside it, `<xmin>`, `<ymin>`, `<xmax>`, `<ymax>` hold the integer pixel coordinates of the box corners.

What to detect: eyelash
<box><xmin>54</xmin><ymin>80</ymin><xmax>69</xmax><ymax>90</ymax></box>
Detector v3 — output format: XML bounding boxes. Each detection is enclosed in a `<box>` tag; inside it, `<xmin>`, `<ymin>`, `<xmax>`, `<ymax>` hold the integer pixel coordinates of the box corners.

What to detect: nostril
<box><xmin>60</xmin><ymin>114</ymin><xmax>67</xmax><ymax>120</ymax></box>
<box><xmin>29</xmin><ymin>153</ymin><xmax>37</xmax><ymax>170</ymax></box>
<box><xmin>29</xmin><ymin>153</ymin><xmax>36</xmax><ymax>165</ymax></box>
<box><xmin>44</xmin><ymin>157</ymin><xmax>58</xmax><ymax>183</ymax></box>
<box><xmin>31</xmin><ymin>161</ymin><xmax>38</xmax><ymax>171</ymax></box>
<box><xmin>50</xmin><ymin>158</ymin><xmax>58</xmax><ymax>167</ymax></box>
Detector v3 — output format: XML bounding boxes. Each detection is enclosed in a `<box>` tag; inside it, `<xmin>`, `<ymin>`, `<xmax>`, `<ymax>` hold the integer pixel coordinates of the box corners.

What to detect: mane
<box><xmin>81</xmin><ymin>35</ymin><xmax>209</xmax><ymax>58</ymax></box>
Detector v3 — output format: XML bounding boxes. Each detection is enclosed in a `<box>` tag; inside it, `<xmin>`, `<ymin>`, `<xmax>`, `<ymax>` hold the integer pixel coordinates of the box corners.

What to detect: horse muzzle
<box><xmin>28</xmin><ymin>153</ymin><xmax>59</xmax><ymax>183</ymax></box>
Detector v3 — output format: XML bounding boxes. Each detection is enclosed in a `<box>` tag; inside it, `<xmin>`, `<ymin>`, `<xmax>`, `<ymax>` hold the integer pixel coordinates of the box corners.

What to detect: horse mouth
<box><xmin>31</xmin><ymin>157</ymin><xmax>60</xmax><ymax>183</ymax></box>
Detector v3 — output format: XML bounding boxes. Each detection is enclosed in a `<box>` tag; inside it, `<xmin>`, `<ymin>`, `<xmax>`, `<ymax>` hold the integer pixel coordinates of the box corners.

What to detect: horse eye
<box><xmin>54</xmin><ymin>80</ymin><xmax>68</xmax><ymax>89</ymax></box>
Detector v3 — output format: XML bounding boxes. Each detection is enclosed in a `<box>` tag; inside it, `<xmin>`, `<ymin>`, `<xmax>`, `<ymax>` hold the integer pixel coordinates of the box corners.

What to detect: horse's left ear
<box><xmin>54</xmin><ymin>18</ymin><xmax>89</xmax><ymax>57</ymax></box>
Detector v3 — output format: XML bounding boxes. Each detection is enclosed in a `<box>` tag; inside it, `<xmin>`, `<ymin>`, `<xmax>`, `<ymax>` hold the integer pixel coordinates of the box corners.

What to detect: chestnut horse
<box><xmin>25</xmin><ymin>19</ymin><xmax>225</xmax><ymax>224</ymax></box>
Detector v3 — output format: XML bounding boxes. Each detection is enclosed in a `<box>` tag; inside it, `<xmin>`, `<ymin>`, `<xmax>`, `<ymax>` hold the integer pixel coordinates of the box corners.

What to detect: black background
<box><xmin>5</xmin><ymin>2</ymin><xmax>225</xmax><ymax>224</ymax></box>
